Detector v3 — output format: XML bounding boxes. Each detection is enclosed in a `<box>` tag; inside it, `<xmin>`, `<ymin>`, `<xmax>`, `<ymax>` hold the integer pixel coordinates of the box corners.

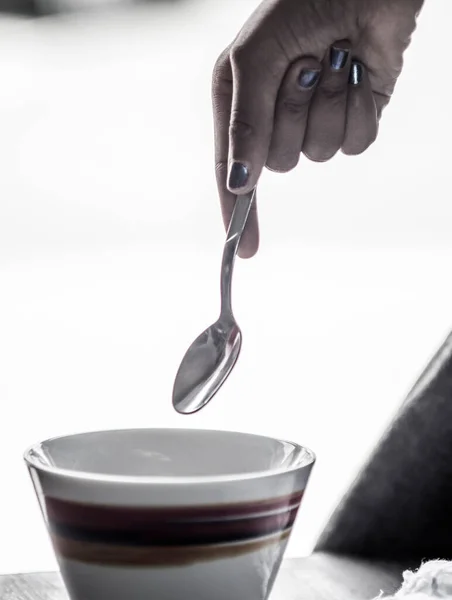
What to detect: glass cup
<box><xmin>24</xmin><ymin>428</ymin><xmax>315</xmax><ymax>600</ymax></box>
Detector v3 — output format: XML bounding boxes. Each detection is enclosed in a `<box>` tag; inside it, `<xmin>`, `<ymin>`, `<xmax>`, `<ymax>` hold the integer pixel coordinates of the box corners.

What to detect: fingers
<box><xmin>342</xmin><ymin>62</ymin><xmax>378</xmax><ymax>156</ymax></box>
<box><xmin>212</xmin><ymin>48</ymin><xmax>259</xmax><ymax>258</ymax></box>
<box><xmin>373</xmin><ymin>91</ymin><xmax>391</xmax><ymax>121</ymax></box>
<box><xmin>227</xmin><ymin>42</ymin><xmax>286</xmax><ymax>194</ymax></box>
<box><xmin>266</xmin><ymin>57</ymin><xmax>322</xmax><ymax>173</ymax></box>
<box><xmin>302</xmin><ymin>41</ymin><xmax>351</xmax><ymax>162</ymax></box>
<box><xmin>212</xmin><ymin>38</ymin><xmax>383</xmax><ymax>260</ymax></box>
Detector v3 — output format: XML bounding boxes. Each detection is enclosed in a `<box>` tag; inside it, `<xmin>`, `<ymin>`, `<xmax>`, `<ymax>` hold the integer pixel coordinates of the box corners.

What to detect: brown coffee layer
<box><xmin>52</xmin><ymin>529</ymin><xmax>291</xmax><ymax>566</ymax></box>
<box><xmin>46</xmin><ymin>491</ymin><xmax>304</xmax><ymax>530</ymax></box>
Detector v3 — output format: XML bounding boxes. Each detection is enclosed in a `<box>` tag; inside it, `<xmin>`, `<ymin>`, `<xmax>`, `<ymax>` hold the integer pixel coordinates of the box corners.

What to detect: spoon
<box><xmin>172</xmin><ymin>189</ymin><xmax>256</xmax><ymax>414</ymax></box>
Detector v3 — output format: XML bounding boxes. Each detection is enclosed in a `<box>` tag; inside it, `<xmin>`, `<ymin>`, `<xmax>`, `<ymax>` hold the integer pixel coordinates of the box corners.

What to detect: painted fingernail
<box><xmin>330</xmin><ymin>47</ymin><xmax>350</xmax><ymax>71</ymax></box>
<box><xmin>298</xmin><ymin>69</ymin><xmax>321</xmax><ymax>89</ymax></box>
<box><xmin>228</xmin><ymin>162</ymin><xmax>249</xmax><ymax>190</ymax></box>
<box><xmin>349</xmin><ymin>61</ymin><xmax>363</xmax><ymax>85</ymax></box>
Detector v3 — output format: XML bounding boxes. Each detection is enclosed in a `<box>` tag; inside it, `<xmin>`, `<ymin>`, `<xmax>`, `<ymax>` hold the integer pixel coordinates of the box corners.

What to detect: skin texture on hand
<box><xmin>212</xmin><ymin>0</ymin><xmax>424</xmax><ymax>257</ymax></box>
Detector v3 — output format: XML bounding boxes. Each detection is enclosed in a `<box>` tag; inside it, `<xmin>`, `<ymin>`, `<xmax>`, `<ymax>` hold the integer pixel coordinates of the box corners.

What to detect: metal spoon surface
<box><xmin>172</xmin><ymin>189</ymin><xmax>256</xmax><ymax>414</ymax></box>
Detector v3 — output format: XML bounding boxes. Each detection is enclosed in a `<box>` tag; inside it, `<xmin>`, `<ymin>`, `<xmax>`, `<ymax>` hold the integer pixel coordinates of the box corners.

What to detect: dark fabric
<box><xmin>316</xmin><ymin>331</ymin><xmax>452</xmax><ymax>561</ymax></box>
<box><xmin>0</xmin><ymin>0</ymin><xmax>39</xmax><ymax>14</ymax></box>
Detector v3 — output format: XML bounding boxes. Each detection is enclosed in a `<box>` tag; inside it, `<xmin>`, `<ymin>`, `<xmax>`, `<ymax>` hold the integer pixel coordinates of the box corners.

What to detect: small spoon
<box><xmin>172</xmin><ymin>189</ymin><xmax>256</xmax><ymax>414</ymax></box>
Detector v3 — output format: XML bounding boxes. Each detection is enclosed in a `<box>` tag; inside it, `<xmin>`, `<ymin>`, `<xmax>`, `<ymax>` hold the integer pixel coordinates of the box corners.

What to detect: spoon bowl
<box><xmin>172</xmin><ymin>190</ymin><xmax>255</xmax><ymax>414</ymax></box>
<box><xmin>172</xmin><ymin>320</ymin><xmax>242</xmax><ymax>414</ymax></box>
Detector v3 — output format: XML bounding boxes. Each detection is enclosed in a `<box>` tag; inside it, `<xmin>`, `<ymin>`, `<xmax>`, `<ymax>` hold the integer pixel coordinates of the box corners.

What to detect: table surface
<box><xmin>0</xmin><ymin>553</ymin><xmax>406</xmax><ymax>600</ymax></box>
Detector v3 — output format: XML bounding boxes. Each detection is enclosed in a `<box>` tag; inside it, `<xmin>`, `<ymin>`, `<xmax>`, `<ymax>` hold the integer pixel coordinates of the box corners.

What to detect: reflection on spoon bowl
<box><xmin>172</xmin><ymin>320</ymin><xmax>242</xmax><ymax>415</ymax></box>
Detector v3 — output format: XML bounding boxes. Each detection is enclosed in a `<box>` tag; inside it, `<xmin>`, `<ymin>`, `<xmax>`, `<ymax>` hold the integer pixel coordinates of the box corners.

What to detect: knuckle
<box><xmin>213</xmin><ymin>47</ymin><xmax>229</xmax><ymax>76</ymax></box>
<box><xmin>373</xmin><ymin>91</ymin><xmax>391</xmax><ymax>119</ymax></box>
<box><xmin>266</xmin><ymin>155</ymin><xmax>299</xmax><ymax>173</ymax></box>
<box><xmin>229</xmin><ymin>117</ymin><xmax>254</xmax><ymax>141</ymax></box>
<box><xmin>212</xmin><ymin>47</ymin><xmax>232</xmax><ymax>88</ymax></box>
<box><xmin>230</xmin><ymin>42</ymin><xmax>251</xmax><ymax>67</ymax></box>
<box><xmin>214</xmin><ymin>46</ymin><xmax>229</xmax><ymax>67</ymax></box>
<box><xmin>320</xmin><ymin>85</ymin><xmax>346</xmax><ymax>102</ymax></box>
<box><xmin>342</xmin><ymin>126</ymin><xmax>378</xmax><ymax>156</ymax></box>
<box><xmin>343</xmin><ymin>136</ymin><xmax>376</xmax><ymax>157</ymax></box>
<box><xmin>341</xmin><ymin>144</ymin><xmax>361</xmax><ymax>157</ymax></box>
<box><xmin>281</xmin><ymin>97</ymin><xmax>309</xmax><ymax>116</ymax></box>
<box><xmin>303</xmin><ymin>144</ymin><xmax>338</xmax><ymax>163</ymax></box>
<box><xmin>215</xmin><ymin>160</ymin><xmax>228</xmax><ymax>175</ymax></box>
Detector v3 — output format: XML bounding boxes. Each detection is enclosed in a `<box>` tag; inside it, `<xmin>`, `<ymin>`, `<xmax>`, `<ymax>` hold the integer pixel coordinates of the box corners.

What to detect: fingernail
<box><xmin>349</xmin><ymin>61</ymin><xmax>363</xmax><ymax>85</ymax></box>
<box><xmin>298</xmin><ymin>69</ymin><xmax>321</xmax><ymax>89</ymax></box>
<box><xmin>228</xmin><ymin>162</ymin><xmax>249</xmax><ymax>190</ymax></box>
<box><xmin>330</xmin><ymin>46</ymin><xmax>349</xmax><ymax>71</ymax></box>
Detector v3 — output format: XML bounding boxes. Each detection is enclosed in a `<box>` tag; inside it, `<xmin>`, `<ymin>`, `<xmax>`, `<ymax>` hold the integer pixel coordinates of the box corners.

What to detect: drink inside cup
<box><xmin>24</xmin><ymin>429</ymin><xmax>315</xmax><ymax>600</ymax></box>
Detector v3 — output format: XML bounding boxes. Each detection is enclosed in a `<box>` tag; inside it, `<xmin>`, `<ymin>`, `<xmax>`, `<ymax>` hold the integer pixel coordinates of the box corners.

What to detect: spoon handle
<box><xmin>220</xmin><ymin>189</ymin><xmax>256</xmax><ymax>317</ymax></box>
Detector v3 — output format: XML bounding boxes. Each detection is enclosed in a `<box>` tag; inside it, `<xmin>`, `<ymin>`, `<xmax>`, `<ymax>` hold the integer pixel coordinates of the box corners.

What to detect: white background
<box><xmin>0</xmin><ymin>0</ymin><xmax>451</xmax><ymax>575</ymax></box>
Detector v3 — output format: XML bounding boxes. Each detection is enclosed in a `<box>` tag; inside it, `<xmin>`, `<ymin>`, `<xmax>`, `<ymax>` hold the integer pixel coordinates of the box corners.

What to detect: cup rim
<box><xmin>23</xmin><ymin>427</ymin><xmax>316</xmax><ymax>485</ymax></box>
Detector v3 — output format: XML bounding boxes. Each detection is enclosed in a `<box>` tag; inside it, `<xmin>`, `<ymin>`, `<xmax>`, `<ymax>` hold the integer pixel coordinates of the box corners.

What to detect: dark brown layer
<box><xmin>52</xmin><ymin>529</ymin><xmax>291</xmax><ymax>566</ymax></box>
<box><xmin>45</xmin><ymin>491</ymin><xmax>303</xmax><ymax>549</ymax></box>
<box><xmin>49</xmin><ymin>507</ymin><xmax>298</xmax><ymax>546</ymax></box>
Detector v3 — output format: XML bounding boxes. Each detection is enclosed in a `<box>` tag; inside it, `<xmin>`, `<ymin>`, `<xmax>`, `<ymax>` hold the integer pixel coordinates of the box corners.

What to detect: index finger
<box><xmin>227</xmin><ymin>40</ymin><xmax>286</xmax><ymax>194</ymax></box>
<box><xmin>212</xmin><ymin>47</ymin><xmax>259</xmax><ymax>258</ymax></box>
<box><xmin>212</xmin><ymin>43</ymin><xmax>285</xmax><ymax>258</ymax></box>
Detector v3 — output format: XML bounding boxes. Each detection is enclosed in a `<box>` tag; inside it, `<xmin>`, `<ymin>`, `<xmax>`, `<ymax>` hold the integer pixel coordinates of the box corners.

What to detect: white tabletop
<box><xmin>0</xmin><ymin>554</ymin><xmax>405</xmax><ymax>600</ymax></box>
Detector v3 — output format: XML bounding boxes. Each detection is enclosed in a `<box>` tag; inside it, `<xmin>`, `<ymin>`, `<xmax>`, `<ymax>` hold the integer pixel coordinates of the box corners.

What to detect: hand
<box><xmin>212</xmin><ymin>0</ymin><xmax>424</xmax><ymax>257</ymax></box>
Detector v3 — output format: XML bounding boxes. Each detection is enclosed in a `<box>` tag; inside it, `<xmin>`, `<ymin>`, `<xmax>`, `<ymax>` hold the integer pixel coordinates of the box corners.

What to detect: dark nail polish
<box><xmin>349</xmin><ymin>61</ymin><xmax>363</xmax><ymax>85</ymax></box>
<box><xmin>228</xmin><ymin>162</ymin><xmax>249</xmax><ymax>190</ymax></box>
<box><xmin>298</xmin><ymin>69</ymin><xmax>321</xmax><ymax>89</ymax></box>
<box><xmin>330</xmin><ymin>46</ymin><xmax>349</xmax><ymax>71</ymax></box>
